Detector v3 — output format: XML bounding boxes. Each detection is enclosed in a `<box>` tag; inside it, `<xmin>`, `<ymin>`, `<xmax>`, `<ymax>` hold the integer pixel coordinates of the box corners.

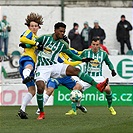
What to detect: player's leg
<box><xmin>35</xmin><ymin>65</ymin><xmax>51</xmax><ymax>120</ymax></box>
<box><xmin>61</xmin><ymin>76</ymin><xmax>87</xmax><ymax>115</ymax></box>
<box><xmin>36</xmin><ymin>80</ymin><xmax>45</xmax><ymax>120</ymax></box>
<box><xmin>94</xmin><ymin>76</ymin><xmax>116</xmax><ymax>115</ymax></box>
<box><xmin>18</xmin><ymin>57</ymin><xmax>35</xmax><ymax>119</ymax></box>
<box><xmin>36</xmin><ymin>78</ymin><xmax>58</xmax><ymax>114</ymax></box>
<box><xmin>19</xmin><ymin>56</ymin><xmax>34</xmax><ymax>84</ymax></box>
<box><xmin>18</xmin><ymin>85</ymin><xmax>35</xmax><ymax>119</ymax></box>
<box><xmin>104</xmin><ymin>85</ymin><xmax>116</xmax><ymax>115</ymax></box>
<box><xmin>73</xmin><ymin>83</ymin><xmax>87</xmax><ymax>113</ymax></box>
<box><xmin>62</xmin><ymin>76</ymin><xmax>78</xmax><ymax>115</ymax></box>
<box><xmin>73</xmin><ymin>78</ymin><xmax>89</xmax><ymax>113</ymax></box>
<box><xmin>66</xmin><ymin>65</ymin><xmax>108</xmax><ymax>92</ymax></box>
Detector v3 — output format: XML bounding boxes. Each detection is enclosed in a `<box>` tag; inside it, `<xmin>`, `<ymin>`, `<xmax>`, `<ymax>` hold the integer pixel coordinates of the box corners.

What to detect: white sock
<box><xmin>23</xmin><ymin>68</ymin><xmax>31</xmax><ymax>79</ymax></box>
<box><xmin>20</xmin><ymin>92</ymin><xmax>33</xmax><ymax>112</ymax></box>
<box><xmin>76</xmin><ymin>101</ymin><xmax>81</xmax><ymax>107</ymax></box>
<box><xmin>43</xmin><ymin>93</ymin><xmax>50</xmax><ymax>106</ymax></box>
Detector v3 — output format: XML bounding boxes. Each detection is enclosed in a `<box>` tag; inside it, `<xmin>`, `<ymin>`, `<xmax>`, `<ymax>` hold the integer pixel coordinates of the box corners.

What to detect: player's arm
<box><xmin>20</xmin><ymin>36</ymin><xmax>36</xmax><ymax>45</ymax></box>
<box><xmin>104</xmin><ymin>53</ymin><xmax>116</xmax><ymax>76</ymax></box>
<box><xmin>62</xmin><ymin>48</ymin><xmax>82</xmax><ymax>61</ymax></box>
<box><xmin>77</xmin><ymin>51</ymin><xmax>82</xmax><ymax>55</ymax></box>
<box><xmin>20</xmin><ymin>30</ymin><xmax>36</xmax><ymax>45</ymax></box>
<box><xmin>63</xmin><ymin>59</ymin><xmax>82</xmax><ymax>66</ymax></box>
<box><xmin>62</xmin><ymin>48</ymin><xmax>93</xmax><ymax>63</ymax></box>
<box><xmin>104</xmin><ymin>54</ymin><xmax>114</xmax><ymax>70</ymax></box>
<box><xmin>59</xmin><ymin>52</ymin><xmax>82</xmax><ymax>66</ymax></box>
<box><xmin>62</xmin><ymin>48</ymin><xmax>82</xmax><ymax>66</ymax></box>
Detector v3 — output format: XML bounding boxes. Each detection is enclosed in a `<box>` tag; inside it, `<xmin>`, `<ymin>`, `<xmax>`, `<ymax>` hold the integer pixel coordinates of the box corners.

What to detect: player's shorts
<box><xmin>47</xmin><ymin>76</ymin><xmax>76</xmax><ymax>90</ymax></box>
<box><xmin>19</xmin><ymin>56</ymin><xmax>35</xmax><ymax>87</ymax></box>
<box><xmin>72</xmin><ymin>76</ymin><xmax>105</xmax><ymax>91</ymax></box>
<box><xmin>35</xmin><ymin>63</ymin><xmax>69</xmax><ymax>83</ymax></box>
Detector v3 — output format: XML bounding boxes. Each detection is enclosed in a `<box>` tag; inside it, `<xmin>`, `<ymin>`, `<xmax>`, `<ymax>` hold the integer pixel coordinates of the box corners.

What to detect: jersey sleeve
<box><xmin>64</xmin><ymin>60</ymin><xmax>82</xmax><ymax>66</ymax></box>
<box><xmin>59</xmin><ymin>50</ymin><xmax>82</xmax><ymax>66</ymax></box>
<box><xmin>62</xmin><ymin>47</ymin><xmax>82</xmax><ymax>61</ymax></box>
<box><xmin>20</xmin><ymin>30</ymin><xmax>36</xmax><ymax>45</ymax></box>
<box><xmin>104</xmin><ymin>53</ymin><xmax>114</xmax><ymax>70</ymax></box>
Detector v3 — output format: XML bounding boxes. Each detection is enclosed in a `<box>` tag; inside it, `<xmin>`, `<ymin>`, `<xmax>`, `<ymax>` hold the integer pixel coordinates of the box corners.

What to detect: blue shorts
<box><xmin>19</xmin><ymin>56</ymin><xmax>35</xmax><ymax>87</ymax></box>
<box><xmin>47</xmin><ymin>76</ymin><xmax>76</xmax><ymax>90</ymax></box>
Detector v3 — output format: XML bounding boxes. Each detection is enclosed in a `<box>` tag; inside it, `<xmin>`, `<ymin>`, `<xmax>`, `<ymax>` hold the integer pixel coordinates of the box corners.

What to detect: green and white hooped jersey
<box><xmin>36</xmin><ymin>34</ymin><xmax>69</xmax><ymax>66</ymax></box>
<box><xmin>79</xmin><ymin>48</ymin><xmax>114</xmax><ymax>77</ymax></box>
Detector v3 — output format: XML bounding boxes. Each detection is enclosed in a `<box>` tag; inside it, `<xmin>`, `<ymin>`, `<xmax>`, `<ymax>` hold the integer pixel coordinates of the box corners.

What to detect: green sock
<box><xmin>78</xmin><ymin>71</ymin><xmax>97</xmax><ymax>87</ymax></box>
<box><xmin>71</xmin><ymin>102</ymin><xmax>77</xmax><ymax>112</ymax></box>
<box><xmin>37</xmin><ymin>93</ymin><xmax>44</xmax><ymax>112</ymax></box>
<box><xmin>106</xmin><ymin>92</ymin><xmax>112</xmax><ymax>108</ymax></box>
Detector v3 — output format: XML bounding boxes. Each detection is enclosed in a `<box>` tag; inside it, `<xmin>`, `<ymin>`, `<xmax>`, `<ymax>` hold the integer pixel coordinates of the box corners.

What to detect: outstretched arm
<box><xmin>62</xmin><ymin>49</ymin><xmax>93</xmax><ymax>63</ymax></box>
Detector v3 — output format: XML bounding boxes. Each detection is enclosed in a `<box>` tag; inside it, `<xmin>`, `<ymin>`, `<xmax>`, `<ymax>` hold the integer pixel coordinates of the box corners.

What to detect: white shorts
<box><xmin>72</xmin><ymin>76</ymin><xmax>105</xmax><ymax>91</ymax></box>
<box><xmin>35</xmin><ymin>63</ymin><xmax>69</xmax><ymax>83</ymax></box>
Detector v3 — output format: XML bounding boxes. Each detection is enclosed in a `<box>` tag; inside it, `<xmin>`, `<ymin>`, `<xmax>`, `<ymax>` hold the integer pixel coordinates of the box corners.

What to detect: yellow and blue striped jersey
<box><xmin>20</xmin><ymin>29</ymin><xmax>38</xmax><ymax>63</ymax></box>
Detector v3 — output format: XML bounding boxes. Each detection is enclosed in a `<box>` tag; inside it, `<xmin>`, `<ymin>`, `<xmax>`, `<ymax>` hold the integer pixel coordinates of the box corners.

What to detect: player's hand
<box><xmin>36</xmin><ymin>42</ymin><xmax>43</xmax><ymax>50</ymax></box>
<box><xmin>19</xmin><ymin>43</ymin><xmax>26</xmax><ymax>48</ymax></box>
<box><xmin>111</xmin><ymin>70</ymin><xmax>117</xmax><ymax>77</ymax></box>
<box><xmin>82</xmin><ymin>58</ymin><xmax>94</xmax><ymax>62</ymax></box>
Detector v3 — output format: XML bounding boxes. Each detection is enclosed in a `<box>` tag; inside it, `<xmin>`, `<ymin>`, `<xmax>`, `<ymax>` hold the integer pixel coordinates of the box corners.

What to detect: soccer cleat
<box><xmin>36</xmin><ymin>108</ymin><xmax>40</xmax><ymax>115</ymax></box>
<box><xmin>23</xmin><ymin>76</ymin><xmax>34</xmax><ymax>84</ymax></box>
<box><xmin>37</xmin><ymin>112</ymin><xmax>45</xmax><ymax>120</ymax></box>
<box><xmin>96</xmin><ymin>78</ymin><xmax>109</xmax><ymax>92</ymax></box>
<box><xmin>76</xmin><ymin>105</ymin><xmax>87</xmax><ymax>113</ymax></box>
<box><xmin>108</xmin><ymin>106</ymin><xmax>116</xmax><ymax>115</ymax></box>
<box><xmin>18</xmin><ymin>109</ymin><xmax>28</xmax><ymax>119</ymax></box>
<box><xmin>65</xmin><ymin>109</ymin><xmax>77</xmax><ymax>115</ymax></box>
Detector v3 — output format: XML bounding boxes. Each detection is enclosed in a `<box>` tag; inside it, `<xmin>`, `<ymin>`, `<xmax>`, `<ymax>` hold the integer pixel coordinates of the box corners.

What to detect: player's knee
<box><xmin>73</xmin><ymin>83</ymin><xmax>82</xmax><ymax>91</ymax></box>
<box><xmin>36</xmin><ymin>81</ymin><xmax>45</xmax><ymax>94</ymax></box>
<box><xmin>47</xmin><ymin>78</ymin><xmax>58</xmax><ymax>89</ymax></box>
<box><xmin>104</xmin><ymin>86</ymin><xmax>111</xmax><ymax>93</ymax></box>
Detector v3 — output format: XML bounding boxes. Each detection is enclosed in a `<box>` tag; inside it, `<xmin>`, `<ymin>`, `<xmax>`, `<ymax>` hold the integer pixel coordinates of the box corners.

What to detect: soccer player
<box><xmin>35</xmin><ymin>22</ymin><xmax>109</xmax><ymax>120</ymax></box>
<box><xmin>35</xmin><ymin>46</ymin><xmax>87</xmax><ymax>115</ymax></box>
<box><xmin>70</xmin><ymin>37</ymin><xmax>117</xmax><ymax>115</ymax></box>
<box><xmin>18</xmin><ymin>12</ymin><xmax>43</xmax><ymax>119</ymax></box>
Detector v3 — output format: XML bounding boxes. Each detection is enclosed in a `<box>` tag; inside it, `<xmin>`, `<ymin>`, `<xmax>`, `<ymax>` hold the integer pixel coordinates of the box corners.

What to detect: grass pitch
<box><xmin>0</xmin><ymin>106</ymin><xmax>132</xmax><ymax>133</ymax></box>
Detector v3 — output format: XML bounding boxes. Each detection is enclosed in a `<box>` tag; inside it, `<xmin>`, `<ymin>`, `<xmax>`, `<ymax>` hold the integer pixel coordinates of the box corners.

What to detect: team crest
<box><xmin>90</xmin><ymin>59</ymin><xmax>100</xmax><ymax>67</ymax></box>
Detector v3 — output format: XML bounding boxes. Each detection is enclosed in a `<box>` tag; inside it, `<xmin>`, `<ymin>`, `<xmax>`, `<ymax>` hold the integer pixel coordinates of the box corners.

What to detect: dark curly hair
<box><xmin>25</xmin><ymin>12</ymin><xmax>43</xmax><ymax>28</ymax></box>
<box><xmin>54</xmin><ymin>22</ymin><xmax>66</xmax><ymax>29</ymax></box>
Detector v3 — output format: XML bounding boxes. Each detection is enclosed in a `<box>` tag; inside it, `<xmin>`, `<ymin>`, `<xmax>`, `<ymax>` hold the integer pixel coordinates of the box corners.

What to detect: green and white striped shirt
<box><xmin>36</xmin><ymin>34</ymin><xmax>82</xmax><ymax>66</ymax></box>
<box><xmin>79</xmin><ymin>48</ymin><xmax>114</xmax><ymax>76</ymax></box>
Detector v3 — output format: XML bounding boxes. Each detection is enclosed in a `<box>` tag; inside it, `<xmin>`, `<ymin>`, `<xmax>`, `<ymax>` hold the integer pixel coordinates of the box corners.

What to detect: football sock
<box><xmin>71</xmin><ymin>102</ymin><xmax>77</xmax><ymax>112</ymax></box>
<box><xmin>20</xmin><ymin>92</ymin><xmax>33</xmax><ymax>112</ymax></box>
<box><xmin>43</xmin><ymin>93</ymin><xmax>50</xmax><ymax>106</ymax></box>
<box><xmin>36</xmin><ymin>93</ymin><xmax>50</xmax><ymax>112</ymax></box>
<box><xmin>23</xmin><ymin>68</ymin><xmax>31</xmax><ymax>78</ymax></box>
<box><xmin>106</xmin><ymin>92</ymin><xmax>112</xmax><ymax>108</ymax></box>
<box><xmin>78</xmin><ymin>71</ymin><xmax>97</xmax><ymax>87</ymax></box>
<box><xmin>37</xmin><ymin>93</ymin><xmax>44</xmax><ymax>112</ymax></box>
